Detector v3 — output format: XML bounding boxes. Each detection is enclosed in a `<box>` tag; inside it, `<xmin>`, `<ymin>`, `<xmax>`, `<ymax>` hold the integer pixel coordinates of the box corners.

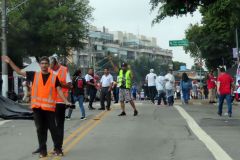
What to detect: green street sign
<box><xmin>169</xmin><ymin>39</ymin><xmax>189</xmax><ymax>47</ymax></box>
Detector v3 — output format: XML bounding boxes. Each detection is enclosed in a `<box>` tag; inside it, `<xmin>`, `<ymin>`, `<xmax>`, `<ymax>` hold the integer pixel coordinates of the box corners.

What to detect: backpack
<box><xmin>74</xmin><ymin>76</ymin><xmax>84</xmax><ymax>89</ymax></box>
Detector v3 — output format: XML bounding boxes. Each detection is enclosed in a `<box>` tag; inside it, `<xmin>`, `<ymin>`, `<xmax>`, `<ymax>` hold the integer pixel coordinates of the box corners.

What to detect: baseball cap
<box><xmin>121</xmin><ymin>62</ymin><xmax>127</xmax><ymax>67</ymax></box>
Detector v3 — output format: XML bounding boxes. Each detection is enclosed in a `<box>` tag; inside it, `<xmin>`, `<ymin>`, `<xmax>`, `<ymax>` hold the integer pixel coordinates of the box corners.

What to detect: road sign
<box><xmin>169</xmin><ymin>39</ymin><xmax>189</xmax><ymax>47</ymax></box>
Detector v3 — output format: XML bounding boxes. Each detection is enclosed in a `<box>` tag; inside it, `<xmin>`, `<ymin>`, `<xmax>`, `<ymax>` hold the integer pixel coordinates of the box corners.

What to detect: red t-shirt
<box><xmin>217</xmin><ymin>73</ymin><xmax>233</xmax><ymax>95</ymax></box>
<box><xmin>207</xmin><ymin>75</ymin><xmax>216</xmax><ymax>89</ymax></box>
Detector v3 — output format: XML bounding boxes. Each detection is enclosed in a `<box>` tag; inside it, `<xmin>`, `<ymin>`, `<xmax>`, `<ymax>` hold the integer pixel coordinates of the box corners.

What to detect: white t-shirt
<box><xmin>85</xmin><ymin>74</ymin><xmax>94</xmax><ymax>82</ymax></box>
<box><xmin>140</xmin><ymin>91</ymin><xmax>145</xmax><ymax>98</ymax></box>
<box><xmin>155</xmin><ymin>76</ymin><xmax>165</xmax><ymax>91</ymax></box>
<box><xmin>146</xmin><ymin>73</ymin><xmax>157</xmax><ymax>86</ymax></box>
<box><xmin>165</xmin><ymin>73</ymin><xmax>175</xmax><ymax>90</ymax></box>
<box><xmin>100</xmin><ymin>74</ymin><xmax>113</xmax><ymax>87</ymax></box>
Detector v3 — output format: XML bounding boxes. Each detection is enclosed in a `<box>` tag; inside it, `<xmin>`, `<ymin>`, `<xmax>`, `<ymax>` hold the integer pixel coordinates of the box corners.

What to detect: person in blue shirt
<box><xmin>180</xmin><ymin>72</ymin><xmax>192</xmax><ymax>104</ymax></box>
<box><xmin>131</xmin><ymin>84</ymin><xmax>137</xmax><ymax>100</ymax></box>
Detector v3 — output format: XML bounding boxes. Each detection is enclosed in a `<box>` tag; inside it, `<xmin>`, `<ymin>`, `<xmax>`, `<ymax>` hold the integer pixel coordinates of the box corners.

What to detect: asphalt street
<box><xmin>0</xmin><ymin>100</ymin><xmax>240</xmax><ymax>160</ymax></box>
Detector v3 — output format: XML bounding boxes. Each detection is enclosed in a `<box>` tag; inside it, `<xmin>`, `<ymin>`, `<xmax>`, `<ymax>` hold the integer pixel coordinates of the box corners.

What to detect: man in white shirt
<box><xmin>146</xmin><ymin>69</ymin><xmax>157</xmax><ymax>103</ymax></box>
<box><xmin>85</xmin><ymin>68</ymin><xmax>97</xmax><ymax>110</ymax></box>
<box><xmin>165</xmin><ymin>69</ymin><xmax>175</xmax><ymax>106</ymax></box>
<box><xmin>99</xmin><ymin>68</ymin><xmax>113</xmax><ymax>110</ymax></box>
<box><xmin>156</xmin><ymin>72</ymin><xmax>167</xmax><ymax>105</ymax></box>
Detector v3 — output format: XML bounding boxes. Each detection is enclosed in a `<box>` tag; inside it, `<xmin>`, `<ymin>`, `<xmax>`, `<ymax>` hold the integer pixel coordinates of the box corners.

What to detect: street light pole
<box><xmin>236</xmin><ymin>28</ymin><xmax>239</xmax><ymax>62</ymax></box>
<box><xmin>1</xmin><ymin>0</ymin><xmax>8</xmax><ymax>97</ymax></box>
<box><xmin>190</xmin><ymin>42</ymin><xmax>202</xmax><ymax>84</ymax></box>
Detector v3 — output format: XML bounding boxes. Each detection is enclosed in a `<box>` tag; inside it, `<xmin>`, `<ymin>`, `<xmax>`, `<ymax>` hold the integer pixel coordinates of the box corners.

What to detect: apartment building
<box><xmin>71</xmin><ymin>26</ymin><xmax>173</xmax><ymax>73</ymax></box>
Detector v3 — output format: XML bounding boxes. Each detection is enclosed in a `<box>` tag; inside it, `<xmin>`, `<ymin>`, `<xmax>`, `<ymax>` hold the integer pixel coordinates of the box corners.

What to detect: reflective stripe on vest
<box><xmin>118</xmin><ymin>70</ymin><xmax>132</xmax><ymax>89</ymax></box>
<box><xmin>31</xmin><ymin>72</ymin><xmax>57</xmax><ymax>112</ymax></box>
<box><xmin>55</xmin><ymin>65</ymin><xmax>69</xmax><ymax>102</ymax></box>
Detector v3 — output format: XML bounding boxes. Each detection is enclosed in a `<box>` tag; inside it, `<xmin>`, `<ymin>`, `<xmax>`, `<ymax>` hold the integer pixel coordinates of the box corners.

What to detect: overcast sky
<box><xmin>89</xmin><ymin>0</ymin><xmax>202</xmax><ymax>68</ymax></box>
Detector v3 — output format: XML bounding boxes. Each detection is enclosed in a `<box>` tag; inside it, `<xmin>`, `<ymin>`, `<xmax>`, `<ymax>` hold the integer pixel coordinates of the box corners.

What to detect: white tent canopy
<box><xmin>13</xmin><ymin>61</ymin><xmax>41</xmax><ymax>94</ymax></box>
<box><xmin>21</xmin><ymin>61</ymin><xmax>41</xmax><ymax>72</ymax></box>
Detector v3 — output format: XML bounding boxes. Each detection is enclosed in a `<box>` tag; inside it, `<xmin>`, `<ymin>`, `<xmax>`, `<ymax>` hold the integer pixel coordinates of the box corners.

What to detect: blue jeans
<box><xmin>74</xmin><ymin>95</ymin><xmax>85</xmax><ymax>117</ymax></box>
<box><xmin>182</xmin><ymin>89</ymin><xmax>190</xmax><ymax>103</ymax></box>
<box><xmin>166</xmin><ymin>89</ymin><xmax>174</xmax><ymax>105</ymax></box>
<box><xmin>218</xmin><ymin>94</ymin><xmax>232</xmax><ymax>114</ymax></box>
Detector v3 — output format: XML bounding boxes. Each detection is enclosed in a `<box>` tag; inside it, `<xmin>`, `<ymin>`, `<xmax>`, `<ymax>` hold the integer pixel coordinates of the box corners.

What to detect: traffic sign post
<box><xmin>169</xmin><ymin>39</ymin><xmax>189</xmax><ymax>47</ymax></box>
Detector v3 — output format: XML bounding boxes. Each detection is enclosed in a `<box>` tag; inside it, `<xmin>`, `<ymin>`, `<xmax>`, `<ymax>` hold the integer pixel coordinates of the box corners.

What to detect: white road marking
<box><xmin>174</xmin><ymin>105</ymin><xmax>233</xmax><ymax>160</ymax></box>
<box><xmin>0</xmin><ymin>120</ymin><xmax>11</xmax><ymax>126</ymax></box>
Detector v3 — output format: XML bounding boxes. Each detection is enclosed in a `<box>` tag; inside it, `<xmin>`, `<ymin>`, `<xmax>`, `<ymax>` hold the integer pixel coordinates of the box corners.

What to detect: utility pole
<box><xmin>1</xmin><ymin>0</ymin><xmax>8</xmax><ymax>97</ymax></box>
<box><xmin>236</xmin><ymin>28</ymin><xmax>239</xmax><ymax>62</ymax></box>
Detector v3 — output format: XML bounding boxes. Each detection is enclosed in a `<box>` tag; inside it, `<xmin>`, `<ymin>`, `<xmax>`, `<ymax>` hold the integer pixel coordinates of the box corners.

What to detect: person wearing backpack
<box><xmin>180</xmin><ymin>73</ymin><xmax>192</xmax><ymax>104</ymax></box>
<box><xmin>66</xmin><ymin>69</ymin><xmax>87</xmax><ymax>120</ymax></box>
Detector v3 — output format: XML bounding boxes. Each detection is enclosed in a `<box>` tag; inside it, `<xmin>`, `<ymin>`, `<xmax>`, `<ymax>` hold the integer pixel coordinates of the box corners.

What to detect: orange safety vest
<box><xmin>31</xmin><ymin>72</ymin><xmax>57</xmax><ymax>112</ymax></box>
<box><xmin>54</xmin><ymin>65</ymin><xmax>69</xmax><ymax>103</ymax></box>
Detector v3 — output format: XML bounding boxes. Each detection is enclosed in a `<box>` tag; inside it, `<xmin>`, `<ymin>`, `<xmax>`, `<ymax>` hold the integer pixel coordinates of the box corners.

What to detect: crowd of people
<box><xmin>141</xmin><ymin>67</ymin><xmax>235</xmax><ymax>118</ymax></box>
<box><xmin>1</xmin><ymin>54</ymin><xmax>238</xmax><ymax>158</ymax></box>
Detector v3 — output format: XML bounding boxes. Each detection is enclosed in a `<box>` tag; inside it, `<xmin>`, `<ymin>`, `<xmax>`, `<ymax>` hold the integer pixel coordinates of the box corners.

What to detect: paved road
<box><xmin>0</xmin><ymin>101</ymin><xmax>240</xmax><ymax>160</ymax></box>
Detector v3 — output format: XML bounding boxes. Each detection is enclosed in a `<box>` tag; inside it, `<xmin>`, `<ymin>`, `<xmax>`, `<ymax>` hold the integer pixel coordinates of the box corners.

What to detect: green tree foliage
<box><xmin>185</xmin><ymin>0</ymin><xmax>240</xmax><ymax>69</ymax></box>
<box><xmin>150</xmin><ymin>0</ymin><xmax>217</xmax><ymax>23</ymax></box>
<box><xmin>5</xmin><ymin>0</ymin><xmax>93</xmax><ymax>65</ymax></box>
<box><xmin>191</xmin><ymin>63</ymin><xmax>203</xmax><ymax>71</ymax></box>
<box><xmin>150</xmin><ymin>0</ymin><xmax>240</xmax><ymax>69</ymax></box>
<box><xmin>173</xmin><ymin>61</ymin><xmax>186</xmax><ymax>71</ymax></box>
<box><xmin>130</xmin><ymin>56</ymin><xmax>169</xmax><ymax>83</ymax></box>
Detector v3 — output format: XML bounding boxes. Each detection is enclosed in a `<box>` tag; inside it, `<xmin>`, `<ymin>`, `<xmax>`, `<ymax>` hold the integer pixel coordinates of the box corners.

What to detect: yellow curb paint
<box><xmin>63</xmin><ymin>111</ymin><xmax>106</xmax><ymax>146</ymax></box>
<box><xmin>39</xmin><ymin>111</ymin><xmax>107</xmax><ymax>160</ymax></box>
<box><xmin>64</xmin><ymin>111</ymin><xmax>109</xmax><ymax>154</ymax></box>
<box><xmin>51</xmin><ymin>111</ymin><xmax>110</xmax><ymax>160</ymax></box>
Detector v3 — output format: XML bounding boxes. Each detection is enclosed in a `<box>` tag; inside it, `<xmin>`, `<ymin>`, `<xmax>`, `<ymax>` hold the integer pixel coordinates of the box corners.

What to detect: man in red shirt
<box><xmin>217</xmin><ymin>67</ymin><xmax>234</xmax><ymax>117</ymax></box>
<box><xmin>207</xmin><ymin>71</ymin><xmax>216</xmax><ymax>103</ymax></box>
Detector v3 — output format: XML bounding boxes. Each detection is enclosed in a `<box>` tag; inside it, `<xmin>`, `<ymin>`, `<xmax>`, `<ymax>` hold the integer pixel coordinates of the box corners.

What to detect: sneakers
<box><xmin>118</xmin><ymin>111</ymin><xmax>138</xmax><ymax>116</ymax></box>
<box><xmin>118</xmin><ymin>112</ymin><xmax>126</xmax><ymax>116</ymax></box>
<box><xmin>54</xmin><ymin>149</ymin><xmax>64</xmax><ymax>156</ymax></box>
<box><xmin>39</xmin><ymin>151</ymin><xmax>47</xmax><ymax>158</ymax></box>
<box><xmin>98</xmin><ymin>108</ymin><xmax>105</xmax><ymax>110</ymax></box>
<box><xmin>65</xmin><ymin>116</ymin><xmax>71</xmax><ymax>120</ymax></box>
<box><xmin>134</xmin><ymin>110</ymin><xmax>138</xmax><ymax>116</ymax></box>
<box><xmin>80</xmin><ymin>117</ymin><xmax>87</xmax><ymax>120</ymax></box>
<box><xmin>228</xmin><ymin>113</ymin><xmax>232</xmax><ymax>118</ymax></box>
<box><xmin>217</xmin><ymin>112</ymin><xmax>222</xmax><ymax>116</ymax></box>
<box><xmin>88</xmin><ymin>106</ymin><xmax>96</xmax><ymax>110</ymax></box>
<box><xmin>32</xmin><ymin>148</ymin><xmax>40</xmax><ymax>154</ymax></box>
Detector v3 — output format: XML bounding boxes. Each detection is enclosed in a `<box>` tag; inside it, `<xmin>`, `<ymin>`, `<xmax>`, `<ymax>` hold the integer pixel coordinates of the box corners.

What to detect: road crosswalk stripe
<box><xmin>174</xmin><ymin>105</ymin><xmax>233</xmax><ymax>160</ymax></box>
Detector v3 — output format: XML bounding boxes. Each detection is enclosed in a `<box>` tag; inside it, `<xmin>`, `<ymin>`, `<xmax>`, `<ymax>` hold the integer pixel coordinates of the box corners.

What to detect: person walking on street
<box><xmin>99</xmin><ymin>68</ymin><xmax>113</xmax><ymax>111</ymax></box>
<box><xmin>118</xmin><ymin>63</ymin><xmax>138</xmax><ymax>116</ymax></box>
<box><xmin>85</xmin><ymin>68</ymin><xmax>97</xmax><ymax>110</ymax></box>
<box><xmin>146</xmin><ymin>69</ymin><xmax>157</xmax><ymax>104</ymax></box>
<box><xmin>192</xmin><ymin>81</ymin><xmax>198</xmax><ymax>99</ymax></box>
<box><xmin>2</xmin><ymin>56</ymin><xmax>71</xmax><ymax>158</ymax></box>
<box><xmin>217</xmin><ymin>67</ymin><xmax>234</xmax><ymax>117</ymax></box>
<box><xmin>131</xmin><ymin>84</ymin><xmax>138</xmax><ymax>100</ymax></box>
<box><xmin>165</xmin><ymin>69</ymin><xmax>175</xmax><ymax>106</ymax></box>
<box><xmin>156</xmin><ymin>72</ymin><xmax>167</xmax><ymax>106</ymax></box>
<box><xmin>207</xmin><ymin>71</ymin><xmax>217</xmax><ymax>103</ymax></box>
<box><xmin>112</xmin><ymin>81</ymin><xmax>119</xmax><ymax>103</ymax></box>
<box><xmin>66</xmin><ymin>69</ymin><xmax>87</xmax><ymax>120</ymax></box>
<box><xmin>50</xmin><ymin>57</ymin><xmax>72</xmax><ymax>154</ymax></box>
<box><xmin>180</xmin><ymin>73</ymin><xmax>192</xmax><ymax>104</ymax></box>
